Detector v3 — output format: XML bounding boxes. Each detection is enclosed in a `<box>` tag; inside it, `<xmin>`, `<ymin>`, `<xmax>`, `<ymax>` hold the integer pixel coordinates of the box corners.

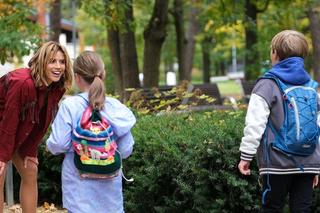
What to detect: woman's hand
<box><xmin>23</xmin><ymin>157</ymin><xmax>38</xmax><ymax>168</ymax></box>
<box><xmin>0</xmin><ymin>161</ymin><xmax>6</xmax><ymax>176</ymax></box>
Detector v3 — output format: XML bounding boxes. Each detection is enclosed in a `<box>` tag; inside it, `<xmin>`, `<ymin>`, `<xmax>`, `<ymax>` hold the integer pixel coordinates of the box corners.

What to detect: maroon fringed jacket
<box><xmin>0</xmin><ymin>68</ymin><xmax>65</xmax><ymax>162</ymax></box>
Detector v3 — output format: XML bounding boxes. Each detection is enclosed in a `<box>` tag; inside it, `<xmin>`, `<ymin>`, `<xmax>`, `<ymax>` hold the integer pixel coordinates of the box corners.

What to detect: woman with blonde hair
<box><xmin>0</xmin><ymin>41</ymin><xmax>72</xmax><ymax>213</ymax></box>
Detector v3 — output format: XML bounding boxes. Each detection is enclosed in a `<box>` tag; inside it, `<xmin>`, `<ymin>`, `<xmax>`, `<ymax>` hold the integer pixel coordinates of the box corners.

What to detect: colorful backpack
<box><xmin>263</xmin><ymin>73</ymin><xmax>319</xmax><ymax>156</ymax></box>
<box><xmin>71</xmin><ymin>105</ymin><xmax>121</xmax><ymax>179</ymax></box>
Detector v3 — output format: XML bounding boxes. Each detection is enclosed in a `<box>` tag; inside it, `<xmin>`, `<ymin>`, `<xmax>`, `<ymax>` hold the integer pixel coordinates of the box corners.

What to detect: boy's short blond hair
<box><xmin>271</xmin><ymin>30</ymin><xmax>308</xmax><ymax>61</ymax></box>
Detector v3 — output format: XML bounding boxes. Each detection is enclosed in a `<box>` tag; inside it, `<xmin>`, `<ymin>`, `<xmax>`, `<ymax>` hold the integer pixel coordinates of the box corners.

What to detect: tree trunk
<box><xmin>244</xmin><ymin>0</ymin><xmax>269</xmax><ymax>80</ymax></box>
<box><xmin>219</xmin><ymin>62</ymin><xmax>225</xmax><ymax>76</ymax></box>
<box><xmin>244</xmin><ymin>0</ymin><xmax>258</xmax><ymax>80</ymax></box>
<box><xmin>173</xmin><ymin>0</ymin><xmax>186</xmax><ymax>82</ymax></box>
<box><xmin>105</xmin><ymin>0</ymin><xmax>139</xmax><ymax>100</ymax></box>
<box><xmin>183</xmin><ymin>0</ymin><xmax>200</xmax><ymax>81</ymax></box>
<box><xmin>107</xmin><ymin>28</ymin><xmax>123</xmax><ymax>97</ymax></box>
<box><xmin>307</xmin><ymin>8</ymin><xmax>320</xmax><ymax>82</ymax></box>
<box><xmin>202</xmin><ymin>37</ymin><xmax>211</xmax><ymax>83</ymax></box>
<box><xmin>49</xmin><ymin>0</ymin><xmax>61</xmax><ymax>42</ymax></box>
<box><xmin>213</xmin><ymin>62</ymin><xmax>219</xmax><ymax>76</ymax></box>
<box><xmin>119</xmin><ymin>0</ymin><xmax>140</xmax><ymax>91</ymax></box>
<box><xmin>143</xmin><ymin>0</ymin><xmax>169</xmax><ymax>87</ymax></box>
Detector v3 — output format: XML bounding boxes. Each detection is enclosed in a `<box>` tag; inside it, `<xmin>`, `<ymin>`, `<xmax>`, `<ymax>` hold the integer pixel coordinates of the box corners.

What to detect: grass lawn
<box><xmin>160</xmin><ymin>78</ymin><xmax>243</xmax><ymax>99</ymax></box>
<box><xmin>217</xmin><ymin>80</ymin><xmax>242</xmax><ymax>97</ymax></box>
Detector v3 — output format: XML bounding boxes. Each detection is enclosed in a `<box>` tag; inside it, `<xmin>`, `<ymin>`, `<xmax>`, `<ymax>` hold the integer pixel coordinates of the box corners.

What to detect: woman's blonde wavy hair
<box><xmin>73</xmin><ymin>51</ymin><xmax>106</xmax><ymax>110</ymax></box>
<box><xmin>28</xmin><ymin>41</ymin><xmax>72</xmax><ymax>90</ymax></box>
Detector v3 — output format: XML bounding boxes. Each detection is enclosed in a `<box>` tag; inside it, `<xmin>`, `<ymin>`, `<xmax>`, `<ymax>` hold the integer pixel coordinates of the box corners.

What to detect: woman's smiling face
<box><xmin>45</xmin><ymin>50</ymin><xmax>66</xmax><ymax>85</ymax></box>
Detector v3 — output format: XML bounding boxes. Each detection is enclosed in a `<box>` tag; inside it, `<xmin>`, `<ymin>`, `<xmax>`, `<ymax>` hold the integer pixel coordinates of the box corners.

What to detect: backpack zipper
<box><xmin>290</xmin><ymin>97</ymin><xmax>300</xmax><ymax>140</ymax></box>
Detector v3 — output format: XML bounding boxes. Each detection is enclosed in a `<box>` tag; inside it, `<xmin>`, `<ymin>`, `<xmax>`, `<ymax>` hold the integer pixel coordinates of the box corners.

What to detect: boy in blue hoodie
<box><xmin>238</xmin><ymin>30</ymin><xmax>320</xmax><ymax>212</ymax></box>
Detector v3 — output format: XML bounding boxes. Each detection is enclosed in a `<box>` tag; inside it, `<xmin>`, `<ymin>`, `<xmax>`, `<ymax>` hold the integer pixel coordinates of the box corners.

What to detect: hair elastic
<box><xmin>94</xmin><ymin>74</ymin><xmax>101</xmax><ymax>79</ymax></box>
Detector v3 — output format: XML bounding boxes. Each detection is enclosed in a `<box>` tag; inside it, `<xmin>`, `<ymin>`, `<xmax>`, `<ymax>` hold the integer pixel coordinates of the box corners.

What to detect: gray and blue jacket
<box><xmin>239</xmin><ymin>57</ymin><xmax>320</xmax><ymax>175</ymax></box>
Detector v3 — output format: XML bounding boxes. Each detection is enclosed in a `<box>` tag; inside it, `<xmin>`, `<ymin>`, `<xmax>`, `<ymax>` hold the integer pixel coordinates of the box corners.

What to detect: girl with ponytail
<box><xmin>46</xmin><ymin>51</ymin><xmax>136</xmax><ymax>212</ymax></box>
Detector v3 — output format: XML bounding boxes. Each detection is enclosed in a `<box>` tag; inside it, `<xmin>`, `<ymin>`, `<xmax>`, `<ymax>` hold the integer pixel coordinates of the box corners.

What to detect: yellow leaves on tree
<box><xmin>0</xmin><ymin>0</ymin><xmax>51</xmax><ymax>18</ymax></box>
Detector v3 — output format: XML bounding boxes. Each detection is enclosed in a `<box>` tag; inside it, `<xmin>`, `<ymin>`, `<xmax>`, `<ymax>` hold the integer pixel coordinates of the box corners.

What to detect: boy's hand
<box><xmin>238</xmin><ymin>160</ymin><xmax>251</xmax><ymax>175</ymax></box>
<box><xmin>0</xmin><ymin>161</ymin><xmax>6</xmax><ymax>176</ymax></box>
<box><xmin>313</xmin><ymin>175</ymin><xmax>319</xmax><ymax>188</ymax></box>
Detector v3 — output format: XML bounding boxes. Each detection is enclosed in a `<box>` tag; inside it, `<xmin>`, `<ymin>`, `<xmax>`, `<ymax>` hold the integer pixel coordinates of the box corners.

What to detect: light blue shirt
<box><xmin>46</xmin><ymin>93</ymin><xmax>136</xmax><ymax>213</ymax></box>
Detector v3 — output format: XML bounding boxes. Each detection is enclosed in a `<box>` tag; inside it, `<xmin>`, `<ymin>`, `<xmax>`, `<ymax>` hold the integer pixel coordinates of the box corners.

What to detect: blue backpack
<box><xmin>264</xmin><ymin>73</ymin><xmax>319</xmax><ymax>156</ymax></box>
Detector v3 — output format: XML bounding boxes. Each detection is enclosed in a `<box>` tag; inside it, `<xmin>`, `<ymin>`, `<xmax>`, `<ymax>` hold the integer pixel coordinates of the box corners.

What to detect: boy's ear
<box><xmin>274</xmin><ymin>50</ymin><xmax>280</xmax><ymax>60</ymax></box>
<box><xmin>272</xmin><ymin>48</ymin><xmax>279</xmax><ymax>58</ymax></box>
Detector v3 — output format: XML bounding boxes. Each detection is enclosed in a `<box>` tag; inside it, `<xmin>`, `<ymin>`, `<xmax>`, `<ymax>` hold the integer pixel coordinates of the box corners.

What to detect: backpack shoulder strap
<box><xmin>304</xmin><ymin>79</ymin><xmax>318</xmax><ymax>91</ymax></box>
<box><xmin>260</xmin><ymin>73</ymin><xmax>288</xmax><ymax>93</ymax></box>
<box><xmin>77</xmin><ymin>93</ymin><xmax>89</xmax><ymax>104</ymax></box>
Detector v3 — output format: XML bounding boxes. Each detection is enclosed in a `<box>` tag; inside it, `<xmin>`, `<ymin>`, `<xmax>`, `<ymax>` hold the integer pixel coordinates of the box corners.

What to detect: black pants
<box><xmin>261</xmin><ymin>174</ymin><xmax>315</xmax><ymax>213</ymax></box>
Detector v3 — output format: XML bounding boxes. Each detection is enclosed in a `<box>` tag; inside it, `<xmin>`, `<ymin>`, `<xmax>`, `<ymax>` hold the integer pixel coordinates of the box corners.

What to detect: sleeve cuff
<box><xmin>240</xmin><ymin>152</ymin><xmax>254</xmax><ymax>161</ymax></box>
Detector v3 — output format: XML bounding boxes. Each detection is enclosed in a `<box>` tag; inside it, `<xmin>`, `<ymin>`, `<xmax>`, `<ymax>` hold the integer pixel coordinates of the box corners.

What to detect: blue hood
<box><xmin>265</xmin><ymin>57</ymin><xmax>310</xmax><ymax>85</ymax></box>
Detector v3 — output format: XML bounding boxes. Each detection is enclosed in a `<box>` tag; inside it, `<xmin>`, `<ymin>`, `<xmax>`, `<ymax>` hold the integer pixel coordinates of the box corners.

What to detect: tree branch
<box><xmin>256</xmin><ymin>0</ymin><xmax>270</xmax><ymax>13</ymax></box>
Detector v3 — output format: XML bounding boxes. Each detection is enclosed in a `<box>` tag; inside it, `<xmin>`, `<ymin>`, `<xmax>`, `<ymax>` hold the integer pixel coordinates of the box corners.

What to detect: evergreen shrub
<box><xmin>124</xmin><ymin>110</ymin><xmax>261</xmax><ymax>212</ymax></box>
<box><xmin>13</xmin><ymin>109</ymin><xmax>320</xmax><ymax>212</ymax></box>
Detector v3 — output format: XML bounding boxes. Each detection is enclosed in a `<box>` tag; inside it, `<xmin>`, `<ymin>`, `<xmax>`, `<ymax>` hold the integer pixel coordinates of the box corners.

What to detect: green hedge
<box><xmin>12</xmin><ymin>110</ymin><xmax>320</xmax><ymax>212</ymax></box>
<box><xmin>123</xmin><ymin>110</ymin><xmax>260</xmax><ymax>213</ymax></box>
